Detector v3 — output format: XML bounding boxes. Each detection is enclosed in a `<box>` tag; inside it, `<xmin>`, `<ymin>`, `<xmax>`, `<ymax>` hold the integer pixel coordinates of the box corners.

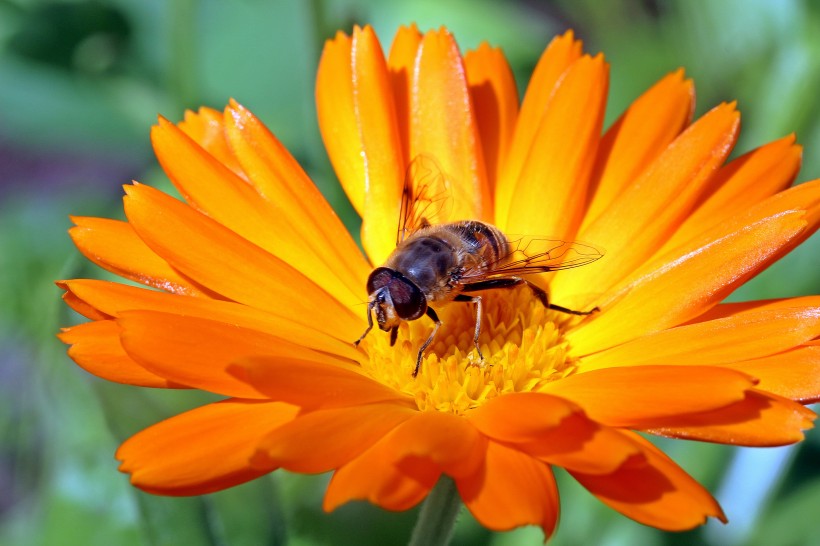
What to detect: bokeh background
<box><xmin>1</xmin><ymin>0</ymin><xmax>819</xmax><ymax>544</ymax></box>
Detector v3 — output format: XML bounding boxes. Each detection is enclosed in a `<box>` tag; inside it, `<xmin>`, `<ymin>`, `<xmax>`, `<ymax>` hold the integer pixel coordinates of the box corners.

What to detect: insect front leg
<box><xmin>354</xmin><ymin>301</ymin><xmax>376</xmax><ymax>346</ymax></box>
<box><xmin>414</xmin><ymin>308</ymin><xmax>441</xmax><ymax>377</ymax></box>
<box><xmin>453</xmin><ymin>294</ymin><xmax>485</xmax><ymax>362</ymax></box>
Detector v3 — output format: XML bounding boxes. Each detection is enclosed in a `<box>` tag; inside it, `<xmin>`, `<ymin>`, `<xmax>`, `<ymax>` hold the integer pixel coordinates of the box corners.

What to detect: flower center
<box><xmin>359</xmin><ymin>286</ymin><xmax>582</xmax><ymax>414</ymax></box>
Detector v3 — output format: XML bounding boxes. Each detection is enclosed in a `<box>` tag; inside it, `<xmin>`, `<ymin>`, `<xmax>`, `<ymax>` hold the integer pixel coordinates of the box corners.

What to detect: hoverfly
<box><xmin>355</xmin><ymin>155</ymin><xmax>603</xmax><ymax>377</ymax></box>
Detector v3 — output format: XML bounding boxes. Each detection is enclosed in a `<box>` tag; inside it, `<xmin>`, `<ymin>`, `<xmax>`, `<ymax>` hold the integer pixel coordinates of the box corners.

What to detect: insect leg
<box><xmin>353</xmin><ymin>301</ymin><xmax>375</xmax><ymax>346</ymax></box>
<box><xmin>413</xmin><ymin>308</ymin><xmax>441</xmax><ymax>377</ymax></box>
<box><xmin>389</xmin><ymin>326</ymin><xmax>399</xmax><ymax>346</ymax></box>
<box><xmin>454</xmin><ymin>294</ymin><xmax>485</xmax><ymax>361</ymax></box>
<box><xmin>461</xmin><ymin>278</ymin><xmax>598</xmax><ymax>315</ymax></box>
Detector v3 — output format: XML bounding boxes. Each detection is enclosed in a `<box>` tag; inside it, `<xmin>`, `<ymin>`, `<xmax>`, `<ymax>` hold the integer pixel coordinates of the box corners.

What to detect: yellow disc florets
<box><xmin>360</xmin><ymin>286</ymin><xmax>583</xmax><ymax>414</ymax></box>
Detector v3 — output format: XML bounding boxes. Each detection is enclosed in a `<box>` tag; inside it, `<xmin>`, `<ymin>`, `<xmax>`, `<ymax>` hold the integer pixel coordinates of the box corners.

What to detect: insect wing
<box><xmin>397</xmin><ymin>155</ymin><xmax>453</xmax><ymax>243</ymax></box>
<box><xmin>464</xmin><ymin>236</ymin><xmax>604</xmax><ymax>280</ymax></box>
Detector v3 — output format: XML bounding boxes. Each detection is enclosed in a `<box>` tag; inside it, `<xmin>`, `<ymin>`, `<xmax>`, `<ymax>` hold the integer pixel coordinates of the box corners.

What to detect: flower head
<box><xmin>59</xmin><ymin>25</ymin><xmax>820</xmax><ymax>537</ymax></box>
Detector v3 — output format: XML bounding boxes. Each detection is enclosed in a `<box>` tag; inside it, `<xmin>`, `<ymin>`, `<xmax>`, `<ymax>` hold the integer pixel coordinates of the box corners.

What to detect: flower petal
<box><xmin>723</xmin><ymin>342</ymin><xmax>820</xmax><ymax>403</ymax></box>
<box><xmin>387</xmin><ymin>24</ymin><xmax>422</xmax><ymax>163</ymax></box>
<box><xmin>177</xmin><ymin>106</ymin><xmax>243</xmax><ymax>176</ymax></box>
<box><xmin>645</xmin><ymin>390</ymin><xmax>816</xmax><ymax>446</ymax></box>
<box><xmin>581</xmin><ymin>301</ymin><xmax>820</xmax><ymax>371</ymax></box>
<box><xmin>571</xmin><ymin>433</ymin><xmax>725</xmax><ymax>530</ymax></box>
<box><xmin>251</xmin><ymin>403</ymin><xmax>416</xmax><ymax>473</ymax></box>
<box><xmin>467</xmin><ymin>392</ymin><xmax>640</xmax><ymax>474</ymax></box>
<box><xmin>569</xmin><ymin>205</ymin><xmax>815</xmax><ymax>355</ymax></box>
<box><xmin>69</xmin><ymin>216</ymin><xmax>206</xmax><ymax>297</ymax></box>
<box><xmin>60</xmin><ymin>279</ymin><xmax>359</xmax><ymax>359</ymax></box>
<box><xmin>502</xmin><ymin>54</ymin><xmax>608</xmax><ymax>240</ymax></box>
<box><xmin>552</xmin><ymin>103</ymin><xmax>740</xmax><ymax>302</ymax></box>
<box><xmin>228</xmin><ymin>356</ymin><xmax>414</xmax><ymax>410</ymax></box>
<box><xmin>153</xmin><ymin>111</ymin><xmax>366</xmax><ymax>309</ymax></box>
<box><xmin>496</xmin><ymin>30</ymin><xmax>583</xmax><ymax>224</ymax></box>
<box><xmin>540</xmin><ymin>366</ymin><xmax>756</xmax><ymax>427</ymax></box>
<box><xmin>58</xmin><ymin>320</ymin><xmax>184</xmax><ymax>388</ymax></box>
<box><xmin>317</xmin><ymin>26</ymin><xmax>405</xmax><ymax>265</ymax></box>
<box><xmin>324</xmin><ymin>433</ymin><xmax>439</xmax><ymax>513</ymax></box>
<box><xmin>117</xmin><ymin>310</ymin><xmax>354</xmax><ymax>398</ymax></box>
<box><xmin>464</xmin><ymin>42</ymin><xmax>518</xmax><ymax>192</ymax></box>
<box><xmin>457</xmin><ymin>441</ymin><xmax>559</xmax><ymax>536</ymax></box>
<box><xmin>584</xmin><ymin>70</ymin><xmax>694</xmax><ymax>226</ymax></box>
<box><xmin>660</xmin><ymin>135</ymin><xmax>802</xmax><ymax>252</ymax></box>
<box><xmin>224</xmin><ymin>101</ymin><xmax>371</xmax><ymax>301</ymax></box>
<box><xmin>410</xmin><ymin>28</ymin><xmax>490</xmax><ymax>222</ymax></box>
<box><xmin>117</xmin><ymin>399</ymin><xmax>298</xmax><ymax>496</ymax></box>
<box><xmin>122</xmin><ymin>183</ymin><xmax>362</xmax><ymax>338</ymax></box>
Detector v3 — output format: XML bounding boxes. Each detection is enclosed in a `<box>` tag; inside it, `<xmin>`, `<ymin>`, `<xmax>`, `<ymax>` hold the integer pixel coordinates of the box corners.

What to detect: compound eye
<box><xmin>389</xmin><ymin>279</ymin><xmax>426</xmax><ymax>320</ymax></box>
<box><xmin>366</xmin><ymin>267</ymin><xmax>395</xmax><ymax>293</ymax></box>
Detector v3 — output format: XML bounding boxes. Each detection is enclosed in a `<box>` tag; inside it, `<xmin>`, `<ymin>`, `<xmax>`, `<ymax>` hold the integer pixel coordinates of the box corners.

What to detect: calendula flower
<box><xmin>59</xmin><ymin>25</ymin><xmax>820</xmax><ymax>539</ymax></box>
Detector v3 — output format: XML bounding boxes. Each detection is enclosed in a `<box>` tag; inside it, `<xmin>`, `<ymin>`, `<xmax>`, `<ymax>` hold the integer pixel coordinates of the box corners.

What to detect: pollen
<box><xmin>359</xmin><ymin>287</ymin><xmax>583</xmax><ymax>415</ymax></box>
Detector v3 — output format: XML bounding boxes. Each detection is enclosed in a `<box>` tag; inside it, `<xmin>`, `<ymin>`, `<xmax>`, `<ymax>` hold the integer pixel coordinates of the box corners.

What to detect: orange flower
<box><xmin>58</xmin><ymin>25</ymin><xmax>820</xmax><ymax>537</ymax></box>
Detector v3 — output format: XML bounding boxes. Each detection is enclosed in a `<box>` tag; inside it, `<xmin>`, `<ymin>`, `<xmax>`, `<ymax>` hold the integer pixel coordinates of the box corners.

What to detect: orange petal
<box><xmin>660</xmin><ymin>135</ymin><xmax>802</xmax><ymax>253</ymax></box>
<box><xmin>224</xmin><ymin>101</ymin><xmax>370</xmax><ymax>301</ymax></box>
<box><xmin>496</xmin><ymin>31</ymin><xmax>583</xmax><ymax>224</ymax></box>
<box><xmin>153</xmin><ymin>113</ymin><xmax>365</xmax><ymax>309</ymax></box>
<box><xmin>502</xmin><ymin>54</ymin><xmax>608</xmax><ymax>241</ymax></box>
<box><xmin>723</xmin><ymin>343</ymin><xmax>820</xmax><ymax>403</ymax></box>
<box><xmin>584</xmin><ymin>70</ymin><xmax>694</xmax><ymax>226</ymax></box>
<box><xmin>377</xmin><ymin>411</ymin><xmax>485</xmax><ymax>478</ymax></box>
<box><xmin>117</xmin><ymin>310</ymin><xmax>354</xmax><ymax>398</ymax></box>
<box><xmin>571</xmin><ymin>432</ymin><xmax>725</xmax><ymax>530</ymax></box>
<box><xmin>467</xmin><ymin>391</ymin><xmax>577</xmax><ymax>441</ymax></box>
<box><xmin>58</xmin><ymin>320</ymin><xmax>184</xmax><ymax>388</ymax></box>
<box><xmin>122</xmin><ymin>183</ymin><xmax>362</xmax><ymax>338</ymax></box>
<box><xmin>457</xmin><ymin>441</ymin><xmax>559</xmax><ymax>536</ymax></box>
<box><xmin>251</xmin><ymin>403</ymin><xmax>416</xmax><ymax>473</ymax></box>
<box><xmin>552</xmin><ymin>103</ymin><xmax>740</xmax><ymax>303</ymax></box>
<box><xmin>467</xmin><ymin>392</ymin><xmax>640</xmax><ymax>474</ymax></box>
<box><xmin>69</xmin><ymin>216</ymin><xmax>206</xmax><ymax>297</ymax></box>
<box><xmin>324</xmin><ymin>432</ymin><xmax>439</xmax><ymax>513</ymax></box>
<box><xmin>410</xmin><ymin>28</ymin><xmax>491</xmax><ymax>222</ymax></box>
<box><xmin>177</xmin><ymin>106</ymin><xmax>243</xmax><ymax>176</ymax></box>
<box><xmin>228</xmin><ymin>356</ymin><xmax>414</xmax><ymax>410</ymax></box>
<box><xmin>117</xmin><ymin>399</ymin><xmax>298</xmax><ymax>496</ymax></box>
<box><xmin>464</xmin><ymin>42</ymin><xmax>519</xmax><ymax>193</ymax></box>
<box><xmin>60</xmin><ymin>279</ymin><xmax>359</xmax><ymax>360</ymax></box>
<box><xmin>568</xmin><ymin>208</ymin><xmax>813</xmax><ymax>355</ymax></box>
<box><xmin>387</xmin><ymin>24</ymin><xmax>422</xmax><ymax>163</ymax></box>
<box><xmin>581</xmin><ymin>302</ymin><xmax>820</xmax><ymax>371</ymax></box>
<box><xmin>316</xmin><ymin>26</ymin><xmax>405</xmax><ymax>265</ymax></box>
<box><xmin>645</xmin><ymin>389</ymin><xmax>816</xmax><ymax>446</ymax></box>
<box><xmin>59</xmin><ymin>281</ymin><xmax>110</xmax><ymax>320</ymax></box>
<box><xmin>540</xmin><ymin>366</ymin><xmax>756</xmax><ymax>427</ymax></box>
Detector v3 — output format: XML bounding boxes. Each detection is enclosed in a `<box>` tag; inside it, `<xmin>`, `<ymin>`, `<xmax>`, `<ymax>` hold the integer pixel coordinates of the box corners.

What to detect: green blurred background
<box><xmin>1</xmin><ymin>0</ymin><xmax>819</xmax><ymax>544</ymax></box>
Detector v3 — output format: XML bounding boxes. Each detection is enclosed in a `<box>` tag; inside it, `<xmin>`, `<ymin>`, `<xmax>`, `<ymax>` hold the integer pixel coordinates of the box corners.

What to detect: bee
<box><xmin>355</xmin><ymin>156</ymin><xmax>603</xmax><ymax>377</ymax></box>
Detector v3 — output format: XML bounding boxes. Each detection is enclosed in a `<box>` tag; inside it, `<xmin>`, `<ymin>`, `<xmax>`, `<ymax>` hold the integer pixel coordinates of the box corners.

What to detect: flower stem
<box><xmin>408</xmin><ymin>476</ymin><xmax>462</xmax><ymax>546</ymax></box>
